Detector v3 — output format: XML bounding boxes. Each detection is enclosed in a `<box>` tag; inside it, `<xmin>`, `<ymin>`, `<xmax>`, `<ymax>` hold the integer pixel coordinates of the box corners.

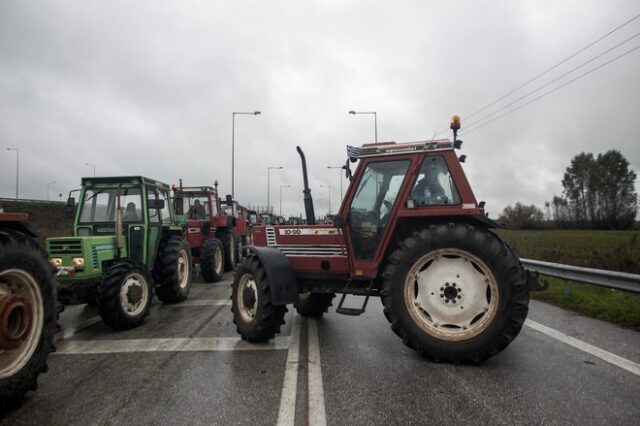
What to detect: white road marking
<box><xmin>165</xmin><ymin>299</ymin><xmax>231</xmax><ymax>307</ymax></box>
<box><xmin>53</xmin><ymin>336</ymin><xmax>289</xmax><ymax>354</ymax></box>
<box><xmin>191</xmin><ymin>282</ymin><xmax>232</xmax><ymax>287</ymax></box>
<box><xmin>308</xmin><ymin>319</ymin><xmax>327</xmax><ymax>426</ymax></box>
<box><xmin>54</xmin><ymin>315</ymin><xmax>102</xmax><ymax>343</ymax></box>
<box><xmin>525</xmin><ymin>319</ymin><xmax>640</xmax><ymax>376</ymax></box>
<box><xmin>277</xmin><ymin>314</ymin><xmax>302</xmax><ymax>426</ymax></box>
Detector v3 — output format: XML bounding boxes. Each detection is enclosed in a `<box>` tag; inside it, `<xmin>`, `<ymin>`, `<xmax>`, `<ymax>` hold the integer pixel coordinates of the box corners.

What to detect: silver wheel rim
<box><xmin>214</xmin><ymin>246</ymin><xmax>223</xmax><ymax>274</ymax></box>
<box><xmin>0</xmin><ymin>269</ymin><xmax>44</xmax><ymax>379</ymax></box>
<box><xmin>404</xmin><ymin>249</ymin><xmax>499</xmax><ymax>342</ymax></box>
<box><xmin>119</xmin><ymin>272</ymin><xmax>149</xmax><ymax>316</ymax></box>
<box><xmin>176</xmin><ymin>249</ymin><xmax>189</xmax><ymax>289</ymax></box>
<box><xmin>237</xmin><ymin>273</ymin><xmax>258</xmax><ymax>323</ymax></box>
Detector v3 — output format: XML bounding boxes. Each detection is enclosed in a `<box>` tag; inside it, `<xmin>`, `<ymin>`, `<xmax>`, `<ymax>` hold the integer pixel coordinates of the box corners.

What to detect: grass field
<box><xmin>496</xmin><ymin>229</ymin><xmax>640</xmax><ymax>330</ymax></box>
<box><xmin>496</xmin><ymin>229</ymin><xmax>640</xmax><ymax>274</ymax></box>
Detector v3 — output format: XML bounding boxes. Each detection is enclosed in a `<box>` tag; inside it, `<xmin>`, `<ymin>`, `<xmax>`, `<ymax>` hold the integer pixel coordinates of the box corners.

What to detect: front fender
<box><xmin>248</xmin><ymin>246</ymin><xmax>298</xmax><ymax>305</ymax></box>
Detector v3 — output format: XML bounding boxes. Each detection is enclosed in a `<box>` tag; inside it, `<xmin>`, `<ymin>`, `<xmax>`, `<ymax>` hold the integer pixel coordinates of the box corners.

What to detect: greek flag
<box><xmin>346</xmin><ymin>145</ymin><xmax>362</xmax><ymax>158</ymax></box>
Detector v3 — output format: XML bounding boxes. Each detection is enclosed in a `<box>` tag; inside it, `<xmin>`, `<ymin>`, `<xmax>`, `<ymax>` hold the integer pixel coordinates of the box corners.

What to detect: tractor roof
<box><xmin>347</xmin><ymin>139</ymin><xmax>454</xmax><ymax>159</ymax></box>
<box><xmin>81</xmin><ymin>176</ymin><xmax>170</xmax><ymax>190</ymax></box>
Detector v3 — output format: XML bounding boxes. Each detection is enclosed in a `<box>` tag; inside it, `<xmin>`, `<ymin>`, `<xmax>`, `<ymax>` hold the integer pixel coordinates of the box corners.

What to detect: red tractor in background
<box><xmin>172</xmin><ymin>181</ymin><xmax>251</xmax><ymax>282</ymax></box>
<box><xmin>0</xmin><ymin>208</ymin><xmax>57</xmax><ymax>411</ymax></box>
<box><xmin>231</xmin><ymin>117</ymin><xmax>535</xmax><ymax>364</ymax></box>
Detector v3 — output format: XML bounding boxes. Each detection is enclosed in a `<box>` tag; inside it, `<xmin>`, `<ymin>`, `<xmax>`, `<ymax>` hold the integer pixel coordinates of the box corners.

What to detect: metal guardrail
<box><xmin>521</xmin><ymin>258</ymin><xmax>640</xmax><ymax>294</ymax></box>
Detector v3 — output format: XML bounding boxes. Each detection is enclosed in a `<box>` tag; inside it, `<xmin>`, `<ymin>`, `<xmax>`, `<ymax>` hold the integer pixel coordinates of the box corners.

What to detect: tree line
<box><xmin>499</xmin><ymin>149</ymin><xmax>638</xmax><ymax>230</ymax></box>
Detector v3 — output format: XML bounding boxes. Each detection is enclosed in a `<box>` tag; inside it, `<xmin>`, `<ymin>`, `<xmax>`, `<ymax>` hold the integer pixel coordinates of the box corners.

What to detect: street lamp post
<box><xmin>320</xmin><ymin>184</ymin><xmax>331</xmax><ymax>214</ymax></box>
<box><xmin>327</xmin><ymin>166</ymin><xmax>344</xmax><ymax>200</ymax></box>
<box><xmin>232</xmin><ymin>111</ymin><xmax>261</xmax><ymax>199</ymax></box>
<box><xmin>279</xmin><ymin>185</ymin><xmax>291</xmax><ymax>216</ymax></box>
<box><xmin>348</xmin><ymin>110</ymin><xmax>377</xmax><ymax>144</ymax></box>
<box><xmin>85</xmin><ymin>162</ymin><xmax>96</xmax><ymax>176</ymax></box>
<box><xmin>47</xmin><ymin>181</ymin><xmax>56</xmax><ymax>201</ymax></box>
<box><xmin>267</xmin><ymin>166</ymin><xmax>284</xmax><ymax>213</ymax></box>
<box><xmin>6</xmin><ymin>147</ymin><xmax>19</xmax><ymax>199</ymax></box>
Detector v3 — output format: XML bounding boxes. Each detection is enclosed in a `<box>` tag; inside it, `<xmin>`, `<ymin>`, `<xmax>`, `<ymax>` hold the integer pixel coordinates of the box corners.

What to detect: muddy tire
<box><xmin>294</xmin><ymin>293</ymin><xmax>335</xmax><ymax>318</ymax></box>
<box><xmin>154</xmin><ymin>236</ymin><xmax>192</xmax><ymax>303</ymax></box>
<box><xmin>97</xmin><ymin>261</ymin><xmax>153</xmax><ymax>330</ymax></box>
<box><xmin>200</xmin><ymin>238</ymin><xmax>224</xmax><ymax>283</ymax></box>
<box><xmin>0</xmin><ymin>230</ymin><xmax>57</xmax><ymax>413</ymax></box>
<box><xmin>231</xmin><ymin>254</ymin><xmax>286</xmax><ymax>342</ymax></box>
<box><xmin>219</xmin><ymin>230</ymin><xmax>236</xmax><ymax>272</ymax></box>
<box><xmin>381</xmin><ymin>223</ymin><xmax>529</xmax><ymax>363</ymax></box>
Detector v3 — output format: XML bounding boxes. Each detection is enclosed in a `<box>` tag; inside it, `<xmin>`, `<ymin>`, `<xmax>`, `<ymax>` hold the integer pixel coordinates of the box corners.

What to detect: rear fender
<box><xmin>248</xmin><ymin>246</ymin><xmax>297</xmax><ymax>305</ymax></box>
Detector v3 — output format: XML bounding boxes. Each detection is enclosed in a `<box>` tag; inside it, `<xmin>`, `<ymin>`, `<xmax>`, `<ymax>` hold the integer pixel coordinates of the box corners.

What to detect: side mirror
<box><xmin>332</xmin><ymin>215</ymin><xmax>343</xmax><ymax>228</ymax></box>
<box><xmin>65</xmin><ymin>197</ymin><xmax>75</xmax><ymax>216</ymax></box>
<box><xmin>148</xmin><ymin>199</ymin><xmax>165</xmax><ymax>209</ymax></box>
<box><xmin>225</xmin><ymin>194</ymin><xmax>233</xmax><ymax>206</ymax></box>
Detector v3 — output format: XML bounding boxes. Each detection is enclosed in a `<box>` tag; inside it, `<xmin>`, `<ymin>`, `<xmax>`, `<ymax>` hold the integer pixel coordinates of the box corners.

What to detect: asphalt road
<box><xmin>2</xmin><ymin>273</ymin><xmax>639</xmax><ymax>425</ymax></box>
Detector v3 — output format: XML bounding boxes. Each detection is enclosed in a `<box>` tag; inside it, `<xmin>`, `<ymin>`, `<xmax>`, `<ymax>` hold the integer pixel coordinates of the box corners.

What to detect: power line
<box><xmin>434</xmin><ymin>12</ymin><xmax>640</xmax><ymax>137</ymax></box>
<box><xmin>464</xmin><ymin>12</ymin><xmax>640</xmax><ymax>120</ymax></box>
<box><xmin>463</xmin><ymin>44</ymin><xmax>640</xmax><ymax>135</ymax></box>
<box><xmin>464</xmin><ymin>31</ymin><xmax>640</xmax><ymax>131</ymax></box>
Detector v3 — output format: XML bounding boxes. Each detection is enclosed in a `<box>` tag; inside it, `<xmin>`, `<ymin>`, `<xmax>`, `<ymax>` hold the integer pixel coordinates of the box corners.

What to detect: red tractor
<box><xmin>231</xmin><ymin>117</ymin><xmax>532</xmax><ymax>363</ymax></box>
<box><xmin>173</xmin><ymin>181</ymin><xmax>244</xmax><ymax>282</ymax></box>
<box><xmin>0</xmin><ymin>209</ymin><xmax>57</xmax><ymax>411</ymax></box>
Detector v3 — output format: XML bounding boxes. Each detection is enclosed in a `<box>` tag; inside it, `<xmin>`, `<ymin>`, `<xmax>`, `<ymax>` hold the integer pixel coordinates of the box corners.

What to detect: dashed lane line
<box><xmin>307</xmin><ymin>319</ymin><xmax>327</xmax><ymax>426</ymax></box>
<box><xmin>525</xmin><ymin>319</ymin><xmax>640</xmax><ymax>376</ymax></box>
<box><xmin>165</xmin><ymin>299</ymin><xmax>231</xmax><ymax>307</ymax></box>
<box><xmin>277</xmin><ymin>313</ymin><xmax>302</xmax><ymax>426</ymax></box>
<box><xmin>53</xmin><ymin>336</ymin><xmax>290</xmax><ymax>354</ymax></box>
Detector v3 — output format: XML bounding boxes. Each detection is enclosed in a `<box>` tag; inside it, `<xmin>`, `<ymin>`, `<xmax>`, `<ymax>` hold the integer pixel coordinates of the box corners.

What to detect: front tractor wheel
<box><xmin>294</xmin><ymin>292</ymin><xmax>335</xmax><ymax>318</ymax></box>
<box><xmin>97</xmin><ymin>261</ymin><xmax>153</xmax><ymax>331</ymax></box>
<box><xmin>231</xmin><ymin>255</ymin><xmax>286</xmax><ymax>342</ymax></box>
<box><xmin>0</xmin><ymin>230</ymin><xmax>56</xmax><ymax>412</ymax></box>
<box><xmin>200</xmin><ymin>238</ymin><xmax>224</xmax><ymax>283</ymax></box>
<box><xmin>382</xmin><ymin>223</ymin><xmax>528</xmax><ymax>363</ymax></box>
<box><xmin>154</xmin><ymin>236</ymin><xmax>193</xmax><ymax>303</ymax></box>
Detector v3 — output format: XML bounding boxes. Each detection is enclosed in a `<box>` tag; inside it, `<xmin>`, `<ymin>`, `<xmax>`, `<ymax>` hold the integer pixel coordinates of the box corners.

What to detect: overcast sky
<box><xmin>1</xmin><ymin>1</ymin><xmax>639</xmax><ymax>219</ymax></box>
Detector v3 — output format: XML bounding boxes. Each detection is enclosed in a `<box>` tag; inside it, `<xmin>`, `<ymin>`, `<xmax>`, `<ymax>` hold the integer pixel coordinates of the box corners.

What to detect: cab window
<box><xmin>410</xmin><ymin>156</ymin><xmax>460</xmax><ymax>206</ymax></box>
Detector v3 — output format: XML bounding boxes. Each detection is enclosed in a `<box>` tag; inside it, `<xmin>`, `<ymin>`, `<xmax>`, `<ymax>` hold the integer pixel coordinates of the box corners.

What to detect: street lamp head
<box><xmin>254</xmin><ymin>111</ymin><xmax>261</xmax><ymax>115</ymax></box>
<box><xmin>348</xmin><ymin>110</ymin><xmax>356</xmax><ymax>114</ymax></box>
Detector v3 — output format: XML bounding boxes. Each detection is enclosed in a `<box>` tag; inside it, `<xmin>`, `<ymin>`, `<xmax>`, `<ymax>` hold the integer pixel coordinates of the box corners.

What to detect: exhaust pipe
<box><xmin>296</xmin><ymin>146</ymin><xmax>316</xmax><ymax>225</ymax></box>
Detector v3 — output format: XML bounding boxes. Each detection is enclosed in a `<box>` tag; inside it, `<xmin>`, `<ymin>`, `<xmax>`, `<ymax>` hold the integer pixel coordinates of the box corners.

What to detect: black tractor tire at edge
<box><xmin>200</xmin><ymin>238</ymin><xmax>224</xmax><ymax>283</ymax></box>
<box><xmin>0</xmin><ymin>229</ymin><xmax>57</xmax><ymax>413</ymax></box>
<box><xmin>381</xmin><ymin>223</ymin><xmax>529</xmax><ymax>364</ymax></box>
<box><xmin>231</xmin><ymin>254</ymin><xmax>287</xmax><ymax>342</ymax></box>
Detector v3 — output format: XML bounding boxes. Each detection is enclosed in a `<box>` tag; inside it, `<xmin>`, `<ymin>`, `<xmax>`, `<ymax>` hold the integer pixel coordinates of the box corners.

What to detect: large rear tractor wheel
<box><xmin>231</xmin><ymin>254</ymin><xmax>286</xmax><ymax>342</ymax></box>
<box><xmin>200</xmin><ymin>238</ymin><xmax>224</xmax><ymax>283</ymax></box>
<box><xmin>381</xmin><ymin>223</ymin><xmax>528</xmax><ymax>363</ymax></box>
<box><xmin>294</xmin><ymin>293</ymin><xmax>335</xmax><ymax>318</ymax></box>
<box><xmin>154</xmin><ymin>236</ymin><xmax>192</xmax><ymax>303</ymax></box>
<box><xmin>97</xmin><ymin>261</ymin><xmax>153</xmax><ymax>331</ymax></box>
<box><xmin>219</xmin><ymin>231</ymin><xmax>236</xmax><ymax>272</ymax></box>
<box><xmin>0</xmin><ymin>230</ymin><xmax>56</xmax><ymax>412</ymax></box>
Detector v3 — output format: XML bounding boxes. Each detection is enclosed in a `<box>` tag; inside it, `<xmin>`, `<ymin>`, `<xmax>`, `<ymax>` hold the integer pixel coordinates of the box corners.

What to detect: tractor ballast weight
<box><xmin>232</xmin><ymin>117</ymin><xmax>531</xmax><ymax>363</ymax></box>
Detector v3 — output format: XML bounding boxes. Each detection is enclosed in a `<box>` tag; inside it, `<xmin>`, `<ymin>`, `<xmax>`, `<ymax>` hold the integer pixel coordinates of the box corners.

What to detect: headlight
<box><xmin>50</xmin><ymin>258</ymin><xmax>63</xmax><ymax>266</ymax></box>
<box><xmin>72</xmin><ymin>257</ymin><xmax>85</xmax><ymax>266</ymax></box>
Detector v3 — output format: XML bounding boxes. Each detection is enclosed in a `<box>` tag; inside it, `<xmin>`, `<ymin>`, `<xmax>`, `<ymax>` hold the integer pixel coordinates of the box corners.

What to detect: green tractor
<box><xmin>46</xmin><ymin>176</ymin><xmax>192</xmax><ymax>331</ymax></box>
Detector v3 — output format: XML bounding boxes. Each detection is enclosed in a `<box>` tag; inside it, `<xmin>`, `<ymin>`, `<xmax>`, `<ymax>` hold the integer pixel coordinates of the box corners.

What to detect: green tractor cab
<box><xmin>47</xmin><ymin>176</ymin><xmax>192</xmax><ymax>330</ymax></box>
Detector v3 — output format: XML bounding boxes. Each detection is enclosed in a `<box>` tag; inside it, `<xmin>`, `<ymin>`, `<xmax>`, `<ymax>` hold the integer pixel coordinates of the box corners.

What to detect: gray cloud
<box><xmin>1</xmin><ymin>0</ymin><xmax>638</xmax><ymax>218</ymax></box>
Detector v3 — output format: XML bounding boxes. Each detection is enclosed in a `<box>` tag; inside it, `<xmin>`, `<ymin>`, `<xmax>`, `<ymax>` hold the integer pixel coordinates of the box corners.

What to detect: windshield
<box><xmin>350</xmin><ymin>160</ymin><xmax>410</xmax><ymax>260</ymax></box>
<box><xmin>79</xmin><ymin>187</ymin><xmax>142</xmax><ymax>223</ymax></box>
